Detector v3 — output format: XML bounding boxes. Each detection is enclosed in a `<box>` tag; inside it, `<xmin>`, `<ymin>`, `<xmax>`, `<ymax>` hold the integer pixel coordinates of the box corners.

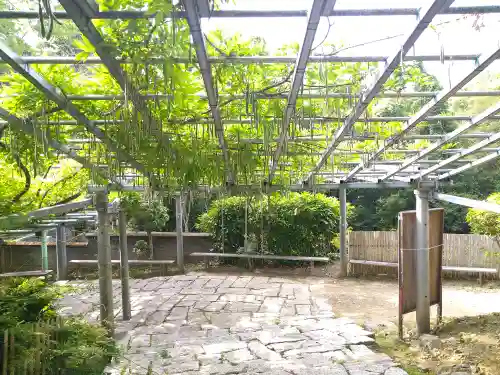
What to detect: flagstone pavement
<box><xmin>57</xmin><ymin>274</ymin><xmax>408</xmax><ymax>375</ymax></box>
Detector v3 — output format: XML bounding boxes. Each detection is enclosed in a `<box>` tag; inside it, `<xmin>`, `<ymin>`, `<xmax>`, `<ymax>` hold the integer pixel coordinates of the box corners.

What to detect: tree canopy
<box><xmin>0</xmin><ymin>0</ymin><xmax>499</xmax><ymax>233</ymax></box>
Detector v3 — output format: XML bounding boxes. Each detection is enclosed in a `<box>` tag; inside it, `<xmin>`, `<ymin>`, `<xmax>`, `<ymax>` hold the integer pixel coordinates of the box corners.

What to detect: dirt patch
<box><xmin>314</xmin><ymin>276</ymin><xmax>500</xmax><ymax>327</ymax></box>
<box><xmin>375</xmin><ymin>314</ymin><xmax>500</xmax><ymax>375</ymax></box>
<box><xmin>313</xmin><ymin>276</ymin><xmax>500</xmax><ymax>375</ymax></box>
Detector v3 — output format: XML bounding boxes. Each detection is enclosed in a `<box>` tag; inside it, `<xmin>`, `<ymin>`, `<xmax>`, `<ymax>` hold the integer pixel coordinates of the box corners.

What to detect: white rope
<box><xmin>400</xmin><ymin>243</ymin><xmax>443</xmax><ymax>251</ymax></box>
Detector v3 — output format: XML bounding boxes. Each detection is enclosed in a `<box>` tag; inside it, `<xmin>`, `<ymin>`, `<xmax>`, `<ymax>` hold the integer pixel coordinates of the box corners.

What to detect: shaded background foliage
<box><xmin>197</xmin><ymin>192</ymin><xmax>352</xmax><ymax>258</ymax></box>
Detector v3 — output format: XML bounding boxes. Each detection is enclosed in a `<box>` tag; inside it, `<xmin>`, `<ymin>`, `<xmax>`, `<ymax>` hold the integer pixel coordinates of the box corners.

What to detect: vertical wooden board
<box><xmin>399</xmin><ymin>210</ymin><xmax>417</xmax><ymax>314</ymax></box>
<box><xmin>429</xmin><ymin>208</ymin><xmax>444</xmax><ymax>305</ymax></box>
<box><xmin>399</xmin><ymin>208</ymin><xmax>444</xmax><ymax>314</ymax></box>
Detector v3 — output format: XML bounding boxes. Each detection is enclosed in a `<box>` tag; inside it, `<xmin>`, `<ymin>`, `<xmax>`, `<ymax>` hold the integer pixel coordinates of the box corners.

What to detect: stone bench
<box><xmin>349</xmin><ymin>259</ymin><xmax>498</xmax><ymax>284</ymax></box>
<box><xmin>69</xmin><ymin>259</ymin><xmax>175</xmax><ymax>276</ymax></box>
<box><xmin>0</xmin><ymin>270</ymin><xmax>53</xmax><ymax>281</ymax></box>
<box><xmin>190</xmin><ymin>252</ymin><xmax>330</xmax><ymax>272</ymax></box>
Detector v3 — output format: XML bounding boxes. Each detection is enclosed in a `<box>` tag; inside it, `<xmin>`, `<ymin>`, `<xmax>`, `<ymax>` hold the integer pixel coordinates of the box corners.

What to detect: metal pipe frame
<box><xmin>414</xmin><ymin>131</ymin><xmax>500</xmax><ymax>180</ymax></box>
<box><xmin>0</xmin><ymin>54</ymin><xmax>486</xmax><ymax>65</ymax></box>
<box><xmin>0</xmin><ymin>41</ymin><xmax>149</xmax><ymax>177</ymax></box>
<box><xmin>269</xmin><ymin>0</ymin><xmax>330</xmax><ymax>181</ymax></box>
<box><xmin>88</xmin><ymin>181</ymin><xmax>437</xmax><ymax>193</ymax></box>
<box><xmin>432</xmin><ymin>192</ymin><xmax>500</xmax><ymax>213</ymax></box>
<box><xmin>2</xmin><ymin>114</ymin><xmax>499</xmax><ymax>128</ymax></box>
<box><xmin>183</xmin><ymin>0</ymin><xmax>232</xmax><ymax>183</ymax></box>
<box><xmin>344</xmin><ymin>42</ymin><xmax>500</xmax><ymax>182</ymax></box>
<box><xmin>0</xmin><ymin>198</ymin><xmax>93</xmax><ymax>222</ymax></box>
<box><xmin>0</xmin><ymin>108</ymin><xmax>123</xmax><ymax>185</ymax></box>
<box><xmin>58</xmin><ymin>0</ymin><xmax>168</xmax><ymax>178</ymax></box>
<box><xmin>0</xmin><ymin>6</ymin><xmax>498</xmax><ymax>19</ymax></box>
<box><xmin>305</xmin><ymin>0</ymin><xmax>453</xmax><ymax>182</ymax></box>
<box><xmin>380</xmin><ymin>101</ymin><xmax>500</xmax><ymax>181</ymax></box>
<box><xmin>19</xmin><ymin>91</ymin><xmax>499</xmax><ymax>101</ymax></box>
<box><xmin>437</xmin><ymin>149</ymin><xmax>500</xmax><ymax>180</ymax></box>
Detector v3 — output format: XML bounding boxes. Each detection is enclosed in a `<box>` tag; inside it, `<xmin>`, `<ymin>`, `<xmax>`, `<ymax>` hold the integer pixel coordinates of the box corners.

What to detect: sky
<box><xmin>203</xmin><ymin>0</ymin><xmax>500</xmax><ymax>88</ymax></box>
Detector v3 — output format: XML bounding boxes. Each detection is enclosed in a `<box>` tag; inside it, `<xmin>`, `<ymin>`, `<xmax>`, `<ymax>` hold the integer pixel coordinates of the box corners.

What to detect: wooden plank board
<box><xmin>349</xmin><ymin>259</ymin><xmax>398</xmax><ymax>267</ymax></box>
<box><xmin>0</xmin><ymin>270</ymin><xmax>52</xmax><ymax>278</ymax></box>
<box><xmin>69</xmin><ymin>260</ymin><xmax>174</xmax><ymax>265</ymax></box>
<box><xmin>443</xmin><ymin>266</ymin><xmax>497</xmax><ymax>273</ymax></box>
<box><xmin>349</xmin><ymin>260</ymin><xmax>496</xmax><ymax>274</ymax></box>
<box><xmin>189</xmin><ymin>252</ymin><xmax>329</xmax><ymax>262</ymax></box>
<box><xmin>399</xmin><ymin>208</ymin><xmax>444</xmax><ymax>315</ymax></box>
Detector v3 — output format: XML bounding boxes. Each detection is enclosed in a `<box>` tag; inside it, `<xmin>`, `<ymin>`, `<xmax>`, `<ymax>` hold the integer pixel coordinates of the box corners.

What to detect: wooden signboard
<box><xmin>398</xmin><ymin>208</ymin><xmax>444</xmax><ymax>337</ymax></box>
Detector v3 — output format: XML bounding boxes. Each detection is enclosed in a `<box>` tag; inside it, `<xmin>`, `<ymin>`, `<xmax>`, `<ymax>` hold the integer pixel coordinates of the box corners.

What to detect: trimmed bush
<box><xmin>466</xmin><ymin>192</ymin><xmax>500</xmax><ymax>237</ymax></box>
<box><xmin>197</xmin><ymin>192</ymin><xmax>350</xmax><ymax>258</ymax></box>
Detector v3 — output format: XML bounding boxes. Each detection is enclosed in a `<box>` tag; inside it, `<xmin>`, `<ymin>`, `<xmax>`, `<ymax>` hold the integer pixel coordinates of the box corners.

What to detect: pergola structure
<box><xmin>1</xmin><ymin>0</ymin><xmax>500</xmax><ymax>335</ymax></box>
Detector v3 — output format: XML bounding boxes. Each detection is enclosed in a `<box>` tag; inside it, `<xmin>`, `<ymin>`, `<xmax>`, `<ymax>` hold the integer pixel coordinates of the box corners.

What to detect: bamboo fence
<box><xmin>348</xmin><ymin>231</ymin><xmax>500</xmax><ymax>279</ymax></box>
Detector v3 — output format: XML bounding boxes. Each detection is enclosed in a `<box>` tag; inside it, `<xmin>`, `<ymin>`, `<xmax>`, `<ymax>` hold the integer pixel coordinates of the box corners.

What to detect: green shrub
<box><xmin>197</xmin><ymin>192</ymin><xmax>350</xmax><ymax>258</ymax></box>
<box><xmin>0</xmin><ymin>278</ymin><xmax>61</xmax><ymax>330</ymax></box>
<box><xmin>466</xmin><ymin>192</ymin><xmax>500</xmax><ymax>237</ymax></box>
<box><xmin>0</xmin><ymin>278</ymin><xmax>118</xmax><ymax>374</ymax></box>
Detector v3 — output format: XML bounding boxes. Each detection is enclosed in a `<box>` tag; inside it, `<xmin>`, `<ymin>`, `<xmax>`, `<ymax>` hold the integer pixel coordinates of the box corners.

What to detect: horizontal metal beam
<box><xmin>306</xmin><ymin>0</ymin><xmax>451</xmax><ymax>182</ymax></box>
<box><xmin>88</xmin><ymin>181</ymin><xmax>431</xmax><ymax>193</ymax></box>
<box><xmin>2</xmin><ymin>115</ymin><xmax>499</xmax><ymax>127</ymax></box>
<box><xmin>0</xmin><ymin>198</ymin><xmax>93</xmax><ymax>227</ymax></box>
<box><xmin>0</xmin><ymin>41</ymin><xmax>149</xmax><ymax>176</ymax></box>
<box><xmin>432</xmin><ymin>192</ymin><xmax>500</xmax><ymax>213</ymax></box>
<box><xmin>0</xmin><ymin>6</ymin><xmax>498</xmax><ymax>19</ymax></box>
<box><xmin>3</xmin><ymin>90</ymin><xmax>498</xmax><ymax>102</ymax></box>
<box><xmin>0</xmin><ymin>107</ymin><xmax>121</xmax><ymax>185</ymax></box>
<box><xmin>1</xmin><ymin>54</ymin><xmax>484</xmax><ymax>65</ymax></box>
<box><xmin>346</xmin><ymin>42</ymin><xmax>500</xmax><ymax>182</ymax></box>
<box><xmin>269</xmin><ymin>0</ymin><xmax>329</xmax><ymax>181</ymax></box>
<box><xmin>380</xmin><ymin>101</ymin><xmax>500</xmax><ymax>181</ymax></box>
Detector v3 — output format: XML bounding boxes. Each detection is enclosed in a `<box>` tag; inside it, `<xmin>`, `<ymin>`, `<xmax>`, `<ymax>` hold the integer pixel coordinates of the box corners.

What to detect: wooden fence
<box><xmin>348</xmin><ymin>231</ymin><xmax>500</xmax><ymax>278</ymax></box>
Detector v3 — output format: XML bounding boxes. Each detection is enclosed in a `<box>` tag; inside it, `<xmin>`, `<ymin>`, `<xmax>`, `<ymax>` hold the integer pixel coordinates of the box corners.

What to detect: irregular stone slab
<box><xmin>291</xmin><ymin>363</ymin><xmax>348</xmax><ymax>375</ymax></box>
<box><xmin>204</xmin><ymin>301</ymin><xmax>227</xmax><ymax>312</ymax></box>
<box><xmin>295</xmin><ymin>305</ymin><xmax>312</xmax><ymax>316</ymax></box>
<box><xmin>305</xmin><ymin>330</ymin><xmax>347</xmax><ymax>343</ymax></box>
<box><xmin>267</xmin><ymin>340</ymin><xmax>305</xmax><ymax>353</ymax></box>
<box><xmin>224</xmin><ymin>348</ymin><xmax>255</xmax><ymax>364</ymax></box>
<box><xmin>162</xmin><ymin>358</ymin><xmax>200</xmax><ymax>374</ymax></box>
<box><xmin>166</xmin><ymin>306</ymin><xmax>189</xmax><ymax>321</ymax></box>
<box><xmin>200</xmin><ymin>363</ymin><xmax>247</xmax><ymax>374</ymax></box>
<box><xmin>385</xmin><ymin>368</ymin><xmax>409</xmax><ymax>375</ymax></box>
<box><xmin>231</xmin><ymin>276</ymin><xmax>253</xmax><ymax>288</ymax></box>
<box><xmin>283</xmin><ymin>342</ymin><xmax>345</xmax><ymax>358</ymax></box>
<box><xmin>197</xmin><ymin>353</ymin><xmax>221</xmax><ymax>366</ymax></box>
<box><xmin>248</xmin><ymin>340</ymin><xmax>282</xmax><ymax>361</ymax></box>
<box><xmin>229</xmin><ymin>319</ymin><xmax>261</xmax><ymax>333</ymax></box>
<box><xmin>344</xmin><ymin>360</ymin><xmax>394</xmax><ymax>375</ymax></box>
<box><xmin>203</xmin><ymin>341</ymin><xmax>247</xmax><ymax>355</ymax></box>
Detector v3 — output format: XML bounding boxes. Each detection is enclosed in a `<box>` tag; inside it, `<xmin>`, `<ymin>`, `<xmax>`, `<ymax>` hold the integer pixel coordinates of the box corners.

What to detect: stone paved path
<box><xmin>57</xmin><ymin>274</ymin><xmax>408</xmax><ymax>375</ymax></box>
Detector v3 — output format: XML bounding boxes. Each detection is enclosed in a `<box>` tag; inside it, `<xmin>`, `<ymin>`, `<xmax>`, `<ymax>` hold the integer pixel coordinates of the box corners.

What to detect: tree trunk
<box><xmin>147</xmin><ymin>231</ymin><xmax>154</xmax><ymax>259</ymax></box>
